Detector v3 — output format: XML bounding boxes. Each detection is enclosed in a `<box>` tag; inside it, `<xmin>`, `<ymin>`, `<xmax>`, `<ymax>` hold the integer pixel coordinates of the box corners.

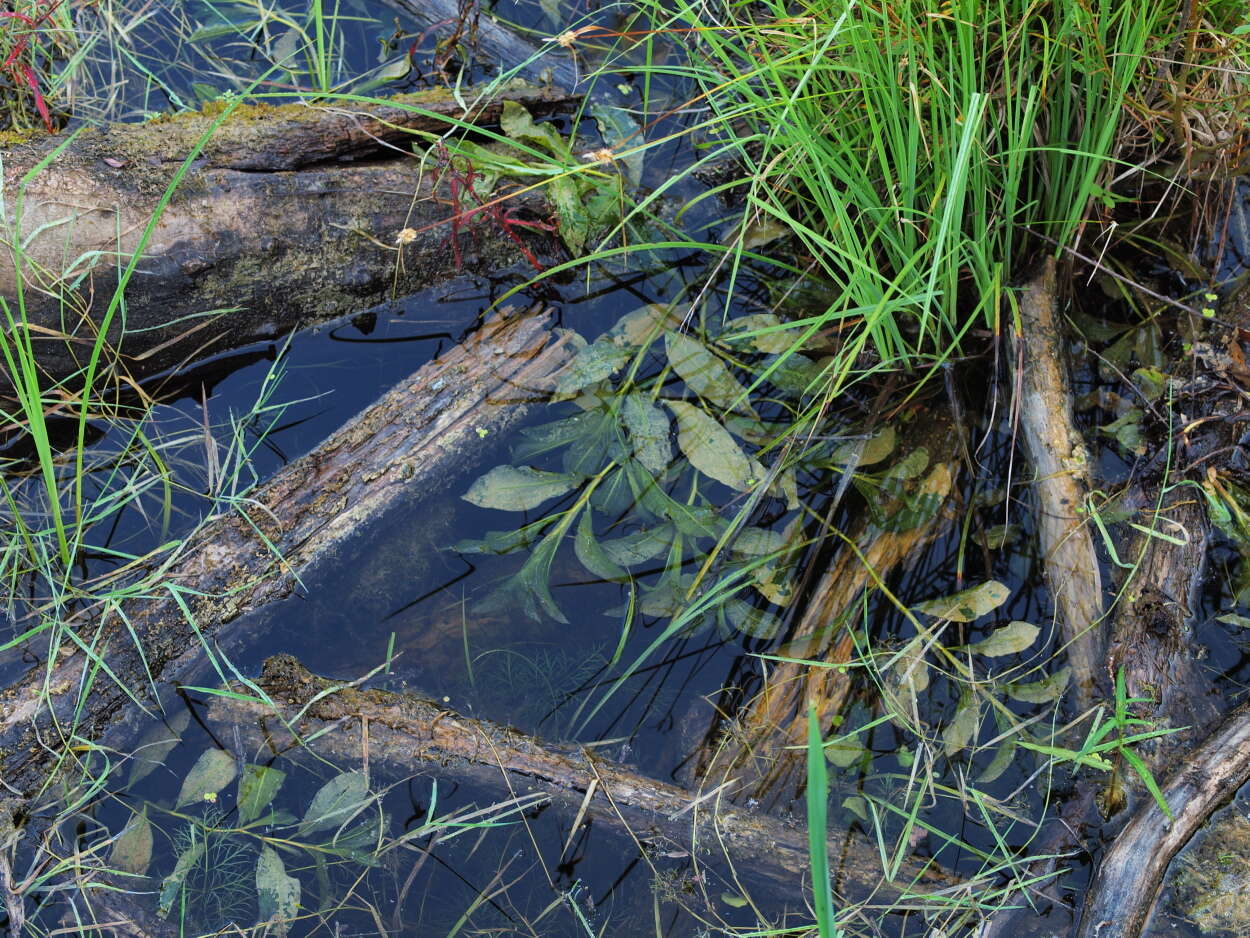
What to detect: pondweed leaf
<box><xmin>725</xmin><ymin>313</ymin><xmax>795</xmax><ymax>354</ymax></box>
<box><xmin>500</xmin><ymin>100</ymin><xmax>570</xmax><ymax>159</ymax></box>
<box><xmin>621</xmin><ymin>394</ymin><xmax>671</xmax><ymax>475</ymax></box>
<box><xmin>110</xmin><ymin>808</ymin><xmax>153</xmax><ymax>876</ymax></box>
<box><xmin>553</xmin><ymin>340</ymin><xmax>632</xmax><ymax>398</ymax></box>
<box><xmin>128</xmin><ymin>709</ymin><xmax>190</xmax><ymax>788</ymax></box>
<box><xmin>589</xmin><ymin>103</ymin><xmax>644</xmax><ymax>187</ymax></box>
<box><xmin>256</xmin><ymin>846</ymin><xmax>300</xmax><ymax>936</ymax></box>
<box><xmin>731</xmin><ymin>526</ymin><xmax>788</xmax><ymax>556</ymax></box>
<box><xmin>664</xmin><ymin>330</ymin><xmax>755</xmax><ymax>415</ymax></box>
<box><xmin>453</xmin><ymin>526</ymin><xmax>540</xmax><ymax>555</ymax></box>
<box><xmin>575</xmin><ymin>511</ymin><xmax>629</xmax><ymax>582</ymax></box>
<box><xmin>479</xmin><ymin>524</ymin><xmax>569</xmax><ymax>622</ymax></box>
<box><xmin>159</xmin><ymin>841</ymin><xmax>206</xmax><ymax>917</ymax></box>
<box><xmin>549</xmin><ymin>174</ymin><xmax>591</xmax><ymax>254</ymax></box>
<box><xmin>724</xmin><ymin>598</ymin><xmax>783</xmax><ymax>640</ymax></box>
<box><xmin>915</xmin><ymin>580</ymin><xmax>1010</xmax><ymax>622</ymax></box>
<box><xmin>963</xmin><ymin>620</ymin><xmax>1039</xmax><ymax>657</ymax></box>
<box><xmin>463</xmin><ymin>465</ymin><xmax>580</xmax><ymax>512</ymax></box>
<box><xmin>516</xmin><ymin>410</ymin><xmax>608</xmax><ymax>459</ymax></box>
<box><xmin>599</xmin><ymin>524</ymin><xmax>674</xmax><ymax>566</ymax></box>
<box><xmin>176</xmin><ymin>748</ymin><xmax>236</xmax><ymax>808</ymax></box>
<box><xmin>301</xmin><ymin>771</ymin><xmax>369</xmax><ymax>835</ymax></box>
<box><xmin>833</xmin><ymin>426</ymin><xmax>896</xmax><ymax>467</ymax></box>
<box><xmin>238</xmin><ymin>764</ymin><xmax>287</xmax><ymax>825</ymax></box>
<box><xmin>1005</xmin><ymin>666</ymin><xmax>1071</xmax><ymax>704</ymax></box>
<box><xmin>666</xmin><ymin>400</ymin><xmax>754</xmax><ymax>491</ymax></box>
<box><xmin>609</xmin><ymin>303</ymin><xmax>679</xmax><ymax>347</ymax></box>
<box><xmin>942</xmin><ymin>691</ymin><xmax>980</xmax><ymax>755</ymax></box>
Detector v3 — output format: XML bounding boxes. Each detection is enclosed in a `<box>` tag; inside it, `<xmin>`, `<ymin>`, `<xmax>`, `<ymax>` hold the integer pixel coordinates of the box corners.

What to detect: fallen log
<box><xmin>1012</xmin><ymin>258</ymin><xmax>1105</xmax><ymax>710</ymax></box>
<box><xmin>206</xmin><ymin>654</ymin><xmax>957</xmax><ymax>907</ymax></box>
<box><xmin>689</xmin><ymin>412</ymin><xmax>961</xmax><ymax>810</ymax></box>
<box><xmin>0</xmin><ymin>307</ymin><xmax>573</xmax><ymax>806</ymax></box>
<box><xmin>0</xmin><ymin>85</ymin><xmax>574</xmax><ymax>386</ymax></box>
<box><xmin>1075</xmin><ymin>702</ymin><xmax>1250</xmax><ymax>938</ymax></box>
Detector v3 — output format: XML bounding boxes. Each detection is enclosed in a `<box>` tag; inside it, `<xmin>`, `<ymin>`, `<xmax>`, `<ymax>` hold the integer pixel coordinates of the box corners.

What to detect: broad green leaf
<box><xmin>833</xmin><ymin>426</ymin><xmax>895</xmax><ymax>467</ymax></box>
<box><xmin>549</xmin><ymin>174</ymin><xmax>591</xmax><ymax>254</ymax></box>
<box><xmin>1099</xmin><ymin>408</ymin><xmax>1146</xmax><ymax>456</ymax></box>
<box><xmin>915</xmin><ymin>580</ymin><xmax>1010</xmax><ymax>622</ymax></box>
<box><xmin>599</xmin><ymin>525</ymin><xmax>674</xmax><ymax>566</ymax></box>
<box><xmin>824</xmin><ymin>736</ymin><xmax>866</xmax><ymax>768</ymax></box>
<box><xmin>110</xmin><ymin>808</ymin><xmax>153</xmax><ymax>877</ymax></box>
<box><xmin>128</xmin><ymin>709</ymin><xmax>190</xmax><ymax>788</ymax></box>
<box><xmin>1005</xmin><ymin>666</ymin><xmax>1071</xmax><ymax>704</ymax></box>
<box><xmin>554</xmin><ymin>340</ymin><xmax>631</xmax><ymax>397</ymax></box>
<box><xmin>159</xmin><ymin>841</ymin><xmax>206</xmax><ymax>917</ymax></box>
<box><xmin>731</xmin><ymin>526</ymin><xmax>787</xmax><ymax>556</ymax></box>
<box><xmin>516</xmin><ymin>410</ymin><xmax>608</xmax><ymax>459</ymax></box>
<box><xmin>478</xmin><ymin>523</ymin><xmax>569</xmax><ymax>622</ymax></box>
<box><xmin>574</xmin><ymin>510</ymin><xmax>629</xmax><ymax>581</ymax></box>
<box><xmin>589</xmin><ymin>102</ymin><xmax>644</xmax><ymax>187</ymax></box>
<box><xmin>842</xmin><ymin>796</ymin><xmax>868</xmax><ymax>821</ymax></box>
<box><xmin>763</xmin><ymin>352</ymin><xmax>825</xmax><ymax>396</ymax></box>
<box><xmin>723</xmin><ymin>412</ymin><xmax>785</xmax><ymax>445</ymax></box>
<box><xmin>664</xmin><ymin>330</ymin><xmax>754</xmax><ymax>415</ymax></box>
<box><xmin>963</xmin><ymin>621</ymin><xmax>1039</xmax><ymax>657</ymax></box>
<box><xmin>942</xmin><ymin>692</ymin><xmax>980</xmax><ymax>756</ymax></box>
<box><xmin>500</xmin><ymin>100</ymin><xmax>569</xmax><ymax>158</ymax></box>
<box><xmin>256</xmin><ymin>846</ymin><xmax>300</xmax><ymax>936</ymax></box>
<box><xmin>1216</xmin><ymin>613</ymin><xmax>1250</xmax><ymax>629</ymax></box>
<box><xmin>721</xmin><ymin>892</ymin><xmax>750</xmax><ymax>909</ymax></box>
<box><xmin>452</xmin><ymin>526</ymin><xmax>539</xmax><ymax>555</ymax></box>
<box><xmin>238</xmin><ymin>764</ymin><xmax>287</xmax><ymax>825</ymax></box>
<box><xmin>608</xmin><ymin>303</ymin><xmax>678</xmax><ymax>347</ymax></box>
<box><xmin>622</xmin><ymin>395</ymin><xmax>671</xmax><ymax>475</ymax></box>
<box><xmin>978</xmin><ymin>735</ymin><xmax>1018</xmax><ymax>784</ymax></box>
<box><xmin>666</xmin><ymin>400</ymin><xmax>754</xmax><ymax>491</ymax></box>
<box><xmin>725</xmin><ymin>313</ymin><xmax>794</xmax><ymax>354</ymax></box>
<box><xmin>175</xmin><ymin>748</ymin><xmax>236</xmax><ymax>808</ymax></box>
<box><xmin>463</xmin><ymin>465</ymin><xmax>579</xmax><ymax>512</ymax></box>
<box><xmin>301</xmin><ymin>771</ymin><xmax>369</xmax><ymax>835</ymax></box>
<box><xmin>725</xmin><ymin>598</ymin><xmax>783</xmax><ymax>640</ymax></box>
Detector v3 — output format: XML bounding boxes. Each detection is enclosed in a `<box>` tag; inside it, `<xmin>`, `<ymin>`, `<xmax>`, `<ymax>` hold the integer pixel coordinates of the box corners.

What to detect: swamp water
<box><xmin>6</xmin><ymin>1</ymin><xmax>1250</xmax><ymax>936</ymax></box>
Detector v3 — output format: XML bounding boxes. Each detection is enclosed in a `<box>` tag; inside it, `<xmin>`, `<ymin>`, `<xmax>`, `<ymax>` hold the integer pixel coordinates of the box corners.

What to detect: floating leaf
<box><xmin>832</xmin><ymin>427</ymin><xmax>896</xmax><ymax>467</ymax></box>
<box><xmin>175</xmin><ymin>748</ymin><xmax>236</xmax><ymax>808</ymax></box>
<box><xmin>575</xmin><ymin>510</ymin><xmax>629</xmax><ymax>581</ymax></box>
<box><xmin>723</xmin><ymin>412</ymin><xmax>785</xmax><ymax>445</ymax></box>
<box><xmin>238</xmin><ymin>764</ymin><xmax>287</xmax><ymax>825</ymax></box>
<box><xmin>726</xmin><ymin>313</ymin><xmax>794</xmax><ymax>354</ymax></box>
<box><xmin>110</xmin><ymin>808</ymin><xmax>153</xmax><ymax>877</ymax></box>
<box><xmin>915</xmin><ymin>580</ymin><xmax>1010</xmax><ymax>622</ymax></box>
<box><xmin>978</xmin><ymin>725</ymin><xmax>1018</xmax><ymax>784</ymax></box>
<box><xmin>622</xmin><ymin>394</ymin><xmax>671</xmax><ymax>475</ymax></box>
<box><xmin>128</xmin><ymin>709</ymin><xmax>190</xmax><ymax>788</ymax></box>
<box><xmin>549</xmin><ymin>173</ymin><xmax>592</xmax><ymax>254</ymax></box>
<box><xmin>763</xmin><ymin>352</ymin><xmax>825</xmax><ymax>396</ymax></box>
<box><xmin>589</xmin><ymin>102</ymin><xmax>644</xmax><ymax>187</ymax></box>
<box><xmin>963</xmin><ymin>620</ymin><xmax>1039</xmax><ymax>657</ymax></box>
<box><xmin>1005</xmin><ymin>666</ymin><xmax>1071</xmax><ymax>704</ymax></box>
<box><xmin>463</xmin><ymin>465</ymin><xmax>580</xmax><ymax>512</ymax></box>
<box><xmin>664</xmin><ymin>330</ymin><xmax>754</xmax><ymax>415</ymax></box>
<box><xmin>554</xmin><ymin>340</ymin><xmax>632</xmax><ymax>397</ymax></box>
<box><xmin>500</xmin><ymin>100</ymin><xmax>569</xmax><ymax>158</ymax></box>
<box><xmin>725</xmin><ymin>598</ymin><xmax>783</xmax><ymax>639</ymax></box>
<box><xmin>666</xmin><ymin>400</ymin><xmax>754</xmax><ymax>491</ymax></box>
<box><xmin>942</xmin><ymin>692</ymin><xmax>980</xmax><ymax>756</ymax></box>
<box><xmin>256</xmin><ymin>846</ymin><xmax>301</xmax><ymax>936</ymax></box>
<box><xmin>301</xmin><ymin>771</ymin><xmax>369</xmax><ymax>835</ymax></box>
<box><xmin>159</xmin><ymin>840</ymin><xmax>206</xmax><ymax>917</ymax></box>
<box><xmin>609</xmin><ymin>303</ymin><xmax>678</xmax><ymax>347</ymax></box>
<box><xmin>824</xmin><ymin>735</ymin><xmax>866</xmax><ymax>768</ymax></box>
<box><xmin>731</xmin><ymin>526</ymin><xmax>788</xmax><ymax>556</ymax></box>
<box><xmin>516</xmin><ymin>410</ymin><xmax>609</xmax><ymax>459</ymax></box>
<box><xmin>842</xmin><ymin>796</ymin><xmax>868</xmax><ymax>821</ymax></box>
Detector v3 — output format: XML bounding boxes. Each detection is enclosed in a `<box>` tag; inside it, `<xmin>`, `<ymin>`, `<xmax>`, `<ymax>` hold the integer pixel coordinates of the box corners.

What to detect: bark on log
<box><xmin>0</xmin><ymin>85</ymin><xmax>574</xmax><ymax>386</ymax></box>
<box><xmin>690</xmin><ymin>413</ymin><xmax>961</xmax><ymax>810</ymax></box>
<box><xmin>1012</xmin><ymin>258</ymin><xmax>1105</xmax><ymax>710</ymax></box>
<box><xmin>0</xmin><ymin>308</ymin><xmax>573</xmax><ymax>805</ymax></box>
<box><xmin>1075</xmin><ymin>703</ymin><xmax>1250</xmax><ymax>938</ymax></box>
<box><xmin>206</xmin><ymin>654</ymin><xmax>955</xmax><ymax>906</ymax></box>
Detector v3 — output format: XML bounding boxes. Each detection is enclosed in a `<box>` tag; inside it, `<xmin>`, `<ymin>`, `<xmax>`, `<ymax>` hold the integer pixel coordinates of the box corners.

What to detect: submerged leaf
<box><xmin>238</xmin><ymin>764</ymin><xmax>287</xmax><ymax>825</ymax></box>
<box><xmin>664</xmin><ymin>330</ymin><xmax>754</xmax><ymax>414</ymax></box>
<box><xmin>915</xmin><ymin>580</ymin><xmax>1010</xmax><ymax>622</ymax></box>
<box><xmin>724</xmin><ymin>598</ymin><xmax>783</xmax><ymax>639</ymax></box>
<box><xmin>833</xmin><ymin>427</ymin><xmax>896</xmax><ymax>467</ymax></box>
<box><xmin>942</xmin><ymin>692</ymin><xmax>980</xmax><ymax>756</ymax></box>
<box><xmin>463</xmin><ymin>465</ymin><xmax>580</xmax><ymax>512</ymax></box>
<box><xmin>176</xmin><ymin>748</ymin><xmax>236</xmax><ymax>808</ymax></box>
<box><xmin>725</xmin><ymin>313</ymin><xmax>795</xmax><ymax>354</ymax></box>
<box><xmin>110</xmin><ymin>808</ymin><xmax>153</xmax><ymax>877</ymax></box>
<box><xmin>589</xmin><ymin>102</ymin><xmax>644</xmax><ymax>187</ymax></box>
<box><xmin>554</xmin><ymin>340</ymin><xmax>632</xmax><ymax>397</ymax></box>
<box><xmin>575</xmin><ymin>510</ymin><xmax>629</xmax><ymax>582</ymax></box>
<box><xmin>256</xmin><ymin>846</ymin><xmax>301</xmax><ymax>936</ymax></box>
<box><xmin>609</xmin><ymin>303</ymin><xmax>679</xmax><ymax>347</ymax></box>
<box><xmin>500</xmin><ymin>100</ymin><xmax>569</xmax><ymax>158</ymax></box>
<box><xmin>301</xmin><ymin>771</ymin><xmax>369</xmax><ymax>835</ymax></box>
<box><xmin>128</xmin><ymin>709</ymin><xmax>191</xmax><ymax>788</ymax></box>
<box><xmin>622</xmin><ymin>394</ymin><xmax>672</xmax><ymax>475</ymax></box>
<box><xmin>1005</xmin><ymin>666</ymin><xmax>1071</xmax><ymax>704</ymax></box>
<box><xmin>159</xmin><ymin>841</ymin><xmax>207</xmax><ymax>918</ymax></box>
<box><xmin>666</xmin><ymin>400</ymin><xmax>754</xmax><ymax>491</ymax></box>
<box><xmin>731</xmin><ymin>526</ymin><xmax>788</xmax><ymax>556</ymax></box>
<box><xmin>599</xmin><ymin>524</ymin><xmax>674</xmax><ymax>566</ymax></box>
<box><xmin>963</xmin><ymin>620</ymin><xmax>1039</xmax><ymax>657</ymax></box>
<box><xmin>549</xmin><ymin>173</ymin><xmax>591</xmax><ymax>254</ymax></box>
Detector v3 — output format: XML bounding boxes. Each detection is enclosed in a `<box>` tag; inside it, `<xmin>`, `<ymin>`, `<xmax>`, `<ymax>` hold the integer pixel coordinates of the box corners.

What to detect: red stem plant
<box><xmin>1</xmin><ymin>0</ymin><xmax>68</xmax><ymax>133</ymax></box>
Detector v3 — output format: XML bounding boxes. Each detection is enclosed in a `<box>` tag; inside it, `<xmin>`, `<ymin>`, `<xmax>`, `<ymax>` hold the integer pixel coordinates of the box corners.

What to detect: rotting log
<box><xmin>0</xmin><ymin>84</ymin><xmax>574</xmax><ymax>386</ymax></box>
<box><xmin>1075</xmin><ymin>703</ymin><xmax>1250</xmax><ymax>938</ymax></box>
<box><xmin>1012</xmin><ymin>258</ymin><xmax>1105</xmax><ymax>710</ymax></box>
<box><xmin>0</xmin><ymin>308</ymin><xmax>573</xmax><ymax>805</ymax></box>
<box><xmin>207</xmin><ymin>654</ymin><xmax>957</xmax><ymax>906</ymax></box>
<box><xmin>689</xmin><ymin>412</ymin><xmax>962</xmax><ymax>810</ymax></box>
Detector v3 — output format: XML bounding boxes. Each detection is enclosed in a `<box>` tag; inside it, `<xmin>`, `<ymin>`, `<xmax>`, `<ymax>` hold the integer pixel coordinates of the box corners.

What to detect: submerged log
<box><xmin>207</xmin><ymin>654</ymin><xmax>956</xmax><ymax>905</ymax></box>
<box><xmin>1012</xmin><ymin>258</ymin><xmax>1105</xmax><ymax>710</ymax></box>
<box><xmin>0</xmin><ymin>308</ymin><xmax>573</xmax><ymax>804</ymax></box>
<box><xmin>688</xmin><ymin>412</ymin><xmax>961</xmax><ymax>809</ymax></box>
<box><xmin>1075</xmin><ymin>703</ymin><xmax>1250</xmax><ymax>938</ymax></box>
<box><xmin>0</xmin><ymin>85</ymin><xmax>573</xmax><ymax>386</ymax></box>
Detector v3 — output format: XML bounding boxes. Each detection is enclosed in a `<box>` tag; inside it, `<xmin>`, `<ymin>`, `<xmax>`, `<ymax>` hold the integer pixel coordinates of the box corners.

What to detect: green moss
<box><xmin>1164</xmin><ymin>808</ymin><xmax>1250</xmax><ymax>936</ymax></box>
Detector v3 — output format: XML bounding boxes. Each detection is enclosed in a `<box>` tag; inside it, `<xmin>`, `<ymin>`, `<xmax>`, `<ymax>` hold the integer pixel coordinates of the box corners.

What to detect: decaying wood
<box><xmin>1076</xmin><ymin>703</ymin><xmax>1250</xmax><ymax>938</ymax></box>
<box><xmin>691</xmin><ymin>413</ymin><xmax>962</xmax><ymax>809</ymax></box>
<box><xmin>0</xmin><ymin>308</ymin><xmax>573</xmax><ymax>804</ymax></box>
<box><xmin>1012</xmin><ymin>258</ymin><xmax>1105</xmax><ymax>710</ymax></box>
<box><xmin>0</xmin><ymin>85</ymin><xmax>574</xmax><ymax>385</ymax></box>
<box><xmin>207</xmin><ymin>655</ymin><xmax>956</xmax><ymax>906</ymax></box>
